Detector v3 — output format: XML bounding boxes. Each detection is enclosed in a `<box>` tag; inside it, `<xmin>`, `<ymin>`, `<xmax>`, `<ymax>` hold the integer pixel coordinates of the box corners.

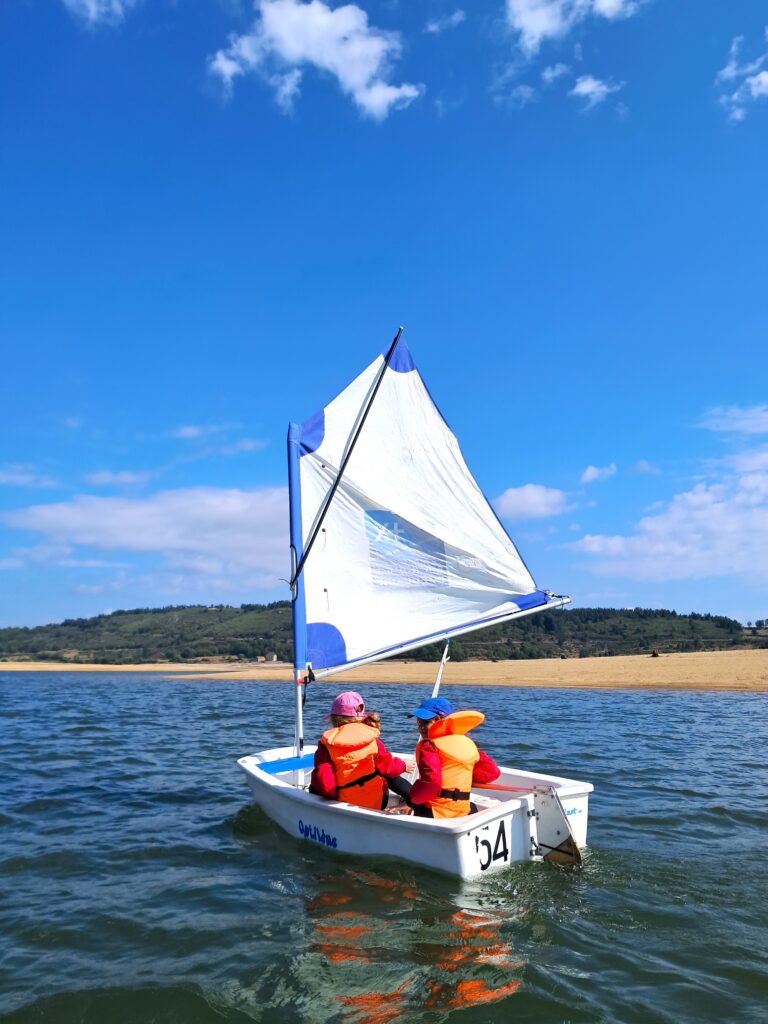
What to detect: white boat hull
<box><xmin>238</xmin><ymin>746</ymin><xmax>593</xmax><ymax>879</ymax></box>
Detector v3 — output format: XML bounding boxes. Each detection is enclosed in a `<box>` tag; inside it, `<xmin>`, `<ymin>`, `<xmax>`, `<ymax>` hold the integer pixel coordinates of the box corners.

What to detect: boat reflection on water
<box><xmin>302</xmin><ymin>867</ymin><xmax>524</xmax><ymax>1022</ymax></box>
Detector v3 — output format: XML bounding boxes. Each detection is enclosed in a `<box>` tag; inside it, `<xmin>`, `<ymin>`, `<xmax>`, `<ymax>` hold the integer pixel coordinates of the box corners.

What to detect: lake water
<box><xmin>1</xmin><ymin>672</ymin><xmax>766</xmax><ymax>1023</ymax></box>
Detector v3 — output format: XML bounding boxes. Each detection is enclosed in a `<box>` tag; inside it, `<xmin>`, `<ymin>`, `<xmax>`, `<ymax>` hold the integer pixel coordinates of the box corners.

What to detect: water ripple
<box><xmin>0</xmin><ymin>673</ymin><xmax>766</xmax><ymax>1022</ymax></box>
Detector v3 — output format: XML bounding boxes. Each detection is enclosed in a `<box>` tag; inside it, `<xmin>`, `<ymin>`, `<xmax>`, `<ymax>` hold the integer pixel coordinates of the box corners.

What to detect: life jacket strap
<box><xmin>438</xmin><ymin>788</ymin><xmax>471</xmax><ymax>801</ymax></box>
<box><xmin>337</xmin><ymin>771</ymin><xmax>380</xmax><ymax>791</ymax></box>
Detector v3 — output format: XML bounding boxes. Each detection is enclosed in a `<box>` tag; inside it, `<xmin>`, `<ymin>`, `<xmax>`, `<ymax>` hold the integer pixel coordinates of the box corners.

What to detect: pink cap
<box><xmin>329</xmin><ymin>691</ymin><xmax>365</xmax><ymax>717</ymax></box>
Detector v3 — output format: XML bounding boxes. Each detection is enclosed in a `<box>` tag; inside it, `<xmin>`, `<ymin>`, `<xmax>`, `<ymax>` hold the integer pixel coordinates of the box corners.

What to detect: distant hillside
<box><xmin>1</xmin><ymin>603</ymin><xmax>765</xmax><ymax>665</ymax></box>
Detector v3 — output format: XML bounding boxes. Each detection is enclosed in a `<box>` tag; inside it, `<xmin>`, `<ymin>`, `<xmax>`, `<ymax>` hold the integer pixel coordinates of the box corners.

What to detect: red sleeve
<box><xmin>472</xmin><ymin>749</ymin><xmax>501</xmax><ymax>785</ymax></box>
<box><xmin>309</xmin><ymin>741</ymin><xmax>338</xmax><ymax>800</ymax></box>
<box><xmin>408</xmin><ymin>741</ymin><xmax>442</xmax><ymax>806</ymax></box>
<box><xmin>374</xmin><ymin>739</ymin><xmax>406</xmax><ymax>779</ymax></box>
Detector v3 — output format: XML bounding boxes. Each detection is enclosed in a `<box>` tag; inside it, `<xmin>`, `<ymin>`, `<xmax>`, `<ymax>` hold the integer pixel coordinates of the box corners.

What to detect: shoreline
<box><xmin>1</xmin><ymin>649</ymin><xmax>766</xmax><ymax>691</ymax></box>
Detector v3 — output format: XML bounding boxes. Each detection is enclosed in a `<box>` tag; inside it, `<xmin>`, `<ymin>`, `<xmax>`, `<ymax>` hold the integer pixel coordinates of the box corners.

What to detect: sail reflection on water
<box><xmin>302</xmin><ymin>868</ymin><xmax>524</xmax><ymax>1020</ymax></box>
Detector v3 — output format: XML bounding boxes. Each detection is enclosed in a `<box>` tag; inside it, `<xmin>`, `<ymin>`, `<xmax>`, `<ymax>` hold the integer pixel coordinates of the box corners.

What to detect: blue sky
<box><xmin>1</xmin><ymin>0</ymin><xmax>767</xmax><ymax>628</ymax></box>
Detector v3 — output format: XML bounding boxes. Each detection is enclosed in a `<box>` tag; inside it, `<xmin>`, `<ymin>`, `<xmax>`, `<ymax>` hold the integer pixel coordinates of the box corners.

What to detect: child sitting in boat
<box><xmin>310</xmin><ymin>691</ymin><xmax>408</xmax><ymax>811</ymax></box>
<box><xmin>404</xmin><ymin>696</ymin><xmax>500</xmax><ymax>818</ymax></box>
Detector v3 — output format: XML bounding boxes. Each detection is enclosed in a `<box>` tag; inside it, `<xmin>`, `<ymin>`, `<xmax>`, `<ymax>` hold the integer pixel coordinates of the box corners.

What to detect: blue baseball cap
<box><xmin>408</xmin><ymin>697</ymin><xmax>456</xmax><ymax>720</ymax></box>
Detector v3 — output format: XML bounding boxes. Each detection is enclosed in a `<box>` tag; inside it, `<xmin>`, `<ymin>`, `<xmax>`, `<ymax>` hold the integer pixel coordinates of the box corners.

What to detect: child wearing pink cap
<box><xmin>310</xmin><ymin>691</ymin><xmax>407</xmax><ymax>811</ymax></box>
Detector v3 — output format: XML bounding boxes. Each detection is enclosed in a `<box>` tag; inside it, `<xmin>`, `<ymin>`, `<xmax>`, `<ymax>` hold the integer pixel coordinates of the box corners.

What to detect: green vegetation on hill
<box><xmin>0</xmin><ymin>603</ymin><xmax>764</xmax><ymax>664</ymax></box>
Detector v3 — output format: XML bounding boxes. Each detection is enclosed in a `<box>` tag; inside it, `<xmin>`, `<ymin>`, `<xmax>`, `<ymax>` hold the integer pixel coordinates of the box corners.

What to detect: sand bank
<box><xmin>1</xmin><ymin>649</ymin><xmax>766</xmax><ymax>691</ymax></box>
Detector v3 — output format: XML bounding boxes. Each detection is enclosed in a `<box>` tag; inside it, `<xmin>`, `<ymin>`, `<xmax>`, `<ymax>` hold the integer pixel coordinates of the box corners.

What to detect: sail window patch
<box><xmin>364</xmin><ymin>509</ymin><xmax>447</xmax><ymax>587</ymax></box>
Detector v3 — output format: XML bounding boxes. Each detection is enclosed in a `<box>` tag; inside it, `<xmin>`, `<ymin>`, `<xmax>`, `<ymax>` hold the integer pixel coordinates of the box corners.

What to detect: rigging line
<box><xmin>290</xmin><ymin>325</ymin><xmax>404</xmax><ymax>589</ymax></box>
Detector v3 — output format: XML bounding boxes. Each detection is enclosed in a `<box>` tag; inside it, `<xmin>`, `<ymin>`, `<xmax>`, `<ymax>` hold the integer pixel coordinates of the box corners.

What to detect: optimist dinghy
<box><xmin>239</xmin><ymin>329</ymin><xmax>593</xmax><ymax>878</ymax></box>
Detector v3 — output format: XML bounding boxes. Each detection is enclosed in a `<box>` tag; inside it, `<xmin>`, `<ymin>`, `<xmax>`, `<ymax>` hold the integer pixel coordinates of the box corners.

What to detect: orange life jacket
<box><xmin>416</xmin><ymin>711</ymin><xmax>484</xmax><ymax>818</ymax></box>
<box><xmin>320</xmin><ymin>721</ymin><xmax>384</xmax><ymax>810</ymax></box>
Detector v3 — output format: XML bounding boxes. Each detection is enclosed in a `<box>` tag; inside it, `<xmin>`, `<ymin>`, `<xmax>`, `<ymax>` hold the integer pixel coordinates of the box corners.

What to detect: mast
<box><xmin>287</xmin><ymin>422</ymin><xmax>307</xmax><ymax>757</ymax></box>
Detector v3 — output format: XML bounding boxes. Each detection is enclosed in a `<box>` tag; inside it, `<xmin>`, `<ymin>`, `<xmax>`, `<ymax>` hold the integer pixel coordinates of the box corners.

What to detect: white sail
<box><xmin>289</xmin><ymin>340</ymin><xmax>557</xmax><ymax>673</ymax></box>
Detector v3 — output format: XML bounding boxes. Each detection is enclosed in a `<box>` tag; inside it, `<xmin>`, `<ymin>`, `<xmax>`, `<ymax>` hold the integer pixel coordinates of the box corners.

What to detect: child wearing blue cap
<box><xmin>404</xmin><ymin>696</ymin><xmax>500</xmax><ymax>818</ymax></box>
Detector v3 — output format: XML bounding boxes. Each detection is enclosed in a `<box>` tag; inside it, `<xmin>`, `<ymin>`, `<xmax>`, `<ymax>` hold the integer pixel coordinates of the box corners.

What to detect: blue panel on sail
<box><xmin>511</xmin><ymin>590</ymin><xmax>548</xmax><ymax>611</ymax></box>
<box><xmin>299</xmin><ymin>409</ymin><xmax>325</xmax><ymax>456</ymax></box>
<box><xmin>307</xmin><ymin>622</ymin><xmax>347</xmax><ymax>670</ymax></box>
<box><xmin>365</xmin><ymin>509</ymin><xmax>446</xmax><ymax>586</ymax></box>
<box><xmin>388</xmin><ymin>341</ymin><xmax>415</xmax><ymax>373</ymax></box>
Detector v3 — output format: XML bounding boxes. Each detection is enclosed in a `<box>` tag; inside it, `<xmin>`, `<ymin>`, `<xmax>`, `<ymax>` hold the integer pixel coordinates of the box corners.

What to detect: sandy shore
<box><xmin>1</xmin><ymin>649</ymin><xmax>766</xmax><ymax>691</ymax></box>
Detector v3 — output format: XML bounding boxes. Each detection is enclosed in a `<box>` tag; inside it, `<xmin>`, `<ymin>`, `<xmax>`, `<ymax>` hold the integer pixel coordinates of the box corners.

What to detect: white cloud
<box><xmin>220</xmin><ymin>437</ymin><xmax>270</xmax><ymax>455</ymax></box>
<box><xmin>726</xmin><ymin>447</ymin><xmax>768</xmax><ymax>473</ymax></box>
<box><xmin>495</xmin><ymin>483</ymin><xmax>570</xmax><ymax>520</ymax></box>
<box><xmin>509</xmin><ymin>83</ymin><xmax>537</xmax><ymax>107</ymax></box>
<box><xmin>1</xmin><ymin>541</ymin><xmax>132</xmax><ymax>570</ymax></box>
<box><xmin>699</xmin><ymin>404</ymin><xmax>768</xmax><ymax>435</ymax></box>
<box><xmin>542</xmin><ymin>62</ymin><xmax>570</xmax><ymax>83</ymax></box>
<box><xmin>61</xmin><ymin>0</ymin><xmax>138</xmax><ymax>27</ymax></box>
<box><xmin>269</xmin><ymin>68</ymin><xmax>303</xmax><ymax>111</ymax></box>
<box><xmin>505</xmin><ymin>0</ymin><xmax>639</xmax><ymax>55</ymax></box>
<box><xmin>716</xmin><ymin>30</ymin><xmax>768</xmax><ymax>122</ymax></box>
<box><xmin>570</xmin><ymin>472</ymin><xmax>768</xmax><ymax>582</ymax></box>
<box><xmin>39</xmin><ymin>549</ymin><xmax>130</xmax><ymax>570</ymax></box>
<box><xmin>631</xmin><ymin>459</ymin><xmax>660</xmax><ymax>475</ymax></box>
<box><xmin>170</xmin><ymin>424</ymin><xmax>229</xmax><ymax>440</ymax></box>
<box><xmin>490</xmin><ymin>63</ymin><xmax>538</xmax><ymax>108</ymax></box>
<box><xmin>425</xmin><ymin>9</ymin><xmax>466</xmax><ymax>35</ymax></box>
<box><xmin>64</xmin><ymin>416</ymin><xmax>83</xmax><ymax>430</ymax></box>
<box><xmin>580</xmin><ymin>462</ymin><xmax>617</xmax><ymax>483</ymax></box>
<box><xmin>569</xmin><ymin>73</ymin><xmax>623</xmax><ymax>108</ymax></box>
<box><xmin>85</xmin><ymin>470</ymin><xmax>152</xmax><ymax>487</ymax></box>
<box><xmin>209</xmin><ymin>0</ymin><xmax>423</xmax><ymax>120</ymax></box>
<box><xmin>2</xmin><ymin>487</ymin><xmax>288</xmax><ymax>590</ymax></box>
<box><xmin>0</xmin><ymin>465</ymin><xmax>58</xmax><ymax>488</ymax></box>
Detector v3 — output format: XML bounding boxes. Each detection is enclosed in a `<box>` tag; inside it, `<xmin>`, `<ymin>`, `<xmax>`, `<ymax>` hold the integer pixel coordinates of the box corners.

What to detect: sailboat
<box><xmin>238</xmin><ymin>330</ymin><xmax>593</xmax><ymax>877</ymax></box>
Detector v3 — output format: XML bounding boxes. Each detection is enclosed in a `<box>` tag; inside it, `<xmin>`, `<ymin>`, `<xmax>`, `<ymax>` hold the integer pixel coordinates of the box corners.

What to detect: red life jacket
<box><xmin>416</xmin><ymin>711</ymin><xmax>484</xmax><ymax>818</ymax></box>
<box><xmin>320</xmin><ymin>721</ymin><xmax>385</xmax><ymax>810</ymax></box>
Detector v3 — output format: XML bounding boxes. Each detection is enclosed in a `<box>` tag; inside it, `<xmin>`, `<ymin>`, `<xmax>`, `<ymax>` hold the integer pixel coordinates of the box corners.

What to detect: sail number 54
<box><xmin>475</xmin><ymin>821</ymin><xmax>509</xmax><ymax>871</ymax></box>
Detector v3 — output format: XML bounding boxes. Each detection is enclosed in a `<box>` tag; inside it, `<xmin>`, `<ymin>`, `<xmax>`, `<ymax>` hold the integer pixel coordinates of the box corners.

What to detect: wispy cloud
<box><xmin>169</xmin><ymin>424</ymin><xmax>230</xmax><ymax>440</ymax></box>
<box><xmin>542</xmin><ymin>62</ymin><xmax>570</xmax><ymax>84</ymax></box>
<box><xmin>631</xmin><ymin>459</ymin><xmax>661</xmax><ymax>475</ymax></box>
<box><xmin>505</xmin><ymin>0</ymin><xmax>640</xmax><ymax>55</ymax></box>
<box><xmin>508</xmin><ymin>83</ymin><xmax>537</xmax><ymax>108</ymax></box>
<box><xmin>425</xmin><ymin>9</ymin><xmax>466</xmax><ymax>35</ymax></box>
<box><xmin>61</xmin><ymin>0</ymin><xmax>139</xmax><ymax>27</ymax></box>
<box><xmin>13</xmin><ymin>543</ymin><xmax>133</xmax><ymax>569</ymax></box>
<box><xmin>2</xmin><ymin>487</ymin><xmax>288</xmax><ymax>590</ymax></box>
<box><xmin>0</xmin><ymin>464</ymin><xmax>58</xmax><ymax>489</ymax></box>
<box><xmin>698</xmin><ymin>404</ymin><xmax>768</xmax><ymax>435</ymax></box>
<box><xmin>716</xmin><ymin>29</ymin><xmax>768</xmax><ymax>122</ymax></box>
<box><xmin>724</xmin><ymin>447</ymin><xmax>768</xmax><ymax>474</ymax></box>
<box><xmin>569</xmin><ymin>74</ymin><xmax>623</xmax><ymax>108</ymax></box>
<box><xmin>570</xmin><ymin>471</ymin><xmax>768</xmax><ymax>582</ymax></box>
<box><xmin>495</xmin><ymin>483</ymin><xmax>571</xmax><ymax>520</ymax></box>
<box><xmin>64</xmin><ymin>416</ymin><xmax>83</xmax><ymax>430</ymax></box>
<box><xmin>580</xmin><ymin>462</ymin><xmax>617</xmax><ymax>483</ymax></box>
<box><xmin>84</xmin><ymin>470</ymin><xmax>153</xmax><ymax>487</ymax></box>
<box><xmin>209</xmin><ymin>0</ymin><xmax>423</xmax><ymax>120</ymax></box>
<box><xmin>490</xmin><ymin>63</ymin><xmax>538</xmax><ymax>108</ymax></box>
<box><xmin>220</xmin><ymin>438</ymin><xmax>270</xmax><ymax>455</ymax></box>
